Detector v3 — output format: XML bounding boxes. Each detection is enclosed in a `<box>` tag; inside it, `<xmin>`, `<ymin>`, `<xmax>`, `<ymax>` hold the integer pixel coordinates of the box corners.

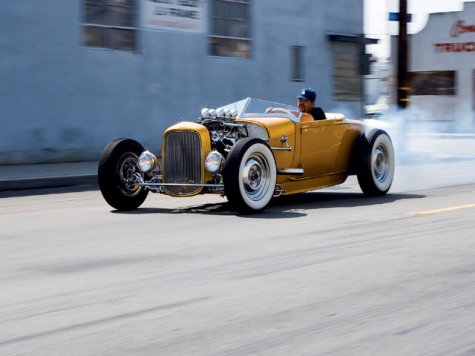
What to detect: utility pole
<box><xmin>397</xmin><ymin>0</ymin><xmax>409</xmax><ymax>108</ymax></box>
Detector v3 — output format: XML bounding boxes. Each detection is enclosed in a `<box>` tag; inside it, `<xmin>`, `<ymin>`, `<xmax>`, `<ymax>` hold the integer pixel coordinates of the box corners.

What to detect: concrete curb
<box><xmin>0</xmin><ymin>174</ymin><xmax>97</xmax><ymax>192</ymax></box>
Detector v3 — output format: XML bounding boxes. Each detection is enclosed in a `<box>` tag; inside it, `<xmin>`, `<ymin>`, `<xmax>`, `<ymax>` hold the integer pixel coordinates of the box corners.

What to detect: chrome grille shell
<box><xmin>163</xmin><ymin>130</ymin><xmax>203</xmax><ymax>196</ymax></box>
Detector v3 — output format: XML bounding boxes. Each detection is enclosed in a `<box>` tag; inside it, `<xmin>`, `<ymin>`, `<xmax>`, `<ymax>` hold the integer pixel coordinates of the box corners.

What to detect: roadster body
<box><xmin>98</xmin><ymin>98</ymin><xmax>395</xmax><ymax>212</ymax></box>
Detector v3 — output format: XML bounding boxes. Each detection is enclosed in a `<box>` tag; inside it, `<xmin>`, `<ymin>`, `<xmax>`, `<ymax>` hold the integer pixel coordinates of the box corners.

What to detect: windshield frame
<box><xmin>216</xmin><ymin>98</ymin><xmax>301</xmax><ymax>122</ymax></box>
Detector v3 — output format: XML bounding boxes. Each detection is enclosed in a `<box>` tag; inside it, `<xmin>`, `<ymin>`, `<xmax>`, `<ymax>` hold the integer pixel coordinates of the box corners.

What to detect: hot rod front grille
<box><xmin>163</xmin><ymin>131</ymin><xmax>202</xmax><ymax>195</ymax></box>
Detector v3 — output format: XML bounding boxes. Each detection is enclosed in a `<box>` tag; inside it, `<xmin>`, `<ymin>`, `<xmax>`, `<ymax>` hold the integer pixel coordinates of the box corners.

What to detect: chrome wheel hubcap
<box><xmin>372</xmin><ymin>144</ymin><xmax>389</xmax><ymax>183</ymax></box>
<box><xmin>242</xmin><ymin>154</ymin><xmax>271</xmax><ymax>201</ymax></box>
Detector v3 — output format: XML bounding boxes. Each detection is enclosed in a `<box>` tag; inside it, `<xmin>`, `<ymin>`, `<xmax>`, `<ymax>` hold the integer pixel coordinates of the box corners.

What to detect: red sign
<box><xmin>450</xmin><ymin>20</ymin><xmax>475</xmax><ymax>37</ymax></box>
<box><xmin>434</xmin><ymin>42</ymin><xmax>475</xmax><ymax>53</ymax></box>
<box><xmin>433</xmin><ymin>20</ymin><xmax>475</xmax><ymax>53</ymax></box>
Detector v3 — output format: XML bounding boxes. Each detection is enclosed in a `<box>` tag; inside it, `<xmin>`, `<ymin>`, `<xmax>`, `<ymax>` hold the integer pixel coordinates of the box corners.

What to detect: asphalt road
<box><xmin>1</xmin><ymin>160</ymin><xmax>475</xmax><ymax>355</ymax></box>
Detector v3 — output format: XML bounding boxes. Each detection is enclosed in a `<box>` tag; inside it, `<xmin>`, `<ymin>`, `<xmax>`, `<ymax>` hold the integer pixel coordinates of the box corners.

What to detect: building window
<box><xmin>411</xmin><ymin>71</ymin><xmax>456</xmax><ymax>95</ymax></box>
<box><xmin>81</xmin><ymin>0</ymin><xmax>137</xmax><ymax>52</ymax></box>
<box><xmin>291</xmin><ymin>46</ymin><xmax>305</xmax><ymax>81</ymax></box>
<box><xmin>209</xmin><ymin>0</ymin><xmax>252</xmax><ymax>59</ymax></box>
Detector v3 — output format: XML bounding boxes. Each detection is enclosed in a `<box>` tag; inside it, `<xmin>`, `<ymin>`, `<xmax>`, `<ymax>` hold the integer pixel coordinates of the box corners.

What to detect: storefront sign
<box><xmin>433</xmin><ymin>20</ymin><xmax>475</xmax><ymax>53</ymax></box>
<box><xmin>450</xmin><ymin>20</ymin><xmax>475</xmax><ymax>37</ymax></box>
<box><xmin>434</xmin><ymin>42</ymin><xmax>475</xmax><ymax>53</ymax></box>
<box><xmin>143</xmin><ymin>0</ymin><xmax>206</xmax><ymax>32</ymax></box>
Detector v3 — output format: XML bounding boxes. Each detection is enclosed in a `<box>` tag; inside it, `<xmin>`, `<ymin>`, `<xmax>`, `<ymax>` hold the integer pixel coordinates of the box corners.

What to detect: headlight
<box><xmin>138</xmin><ymin>150</ymin><xmax>158</xmax><ymax>173</ymax></box>
<box><xmin>205</xmin><ymin>151</ymin><xmax>224</xmax><ymax>173</ymax></box>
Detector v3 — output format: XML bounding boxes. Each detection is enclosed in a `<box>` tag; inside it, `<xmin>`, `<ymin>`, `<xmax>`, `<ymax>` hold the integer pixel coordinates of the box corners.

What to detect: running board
<box><xmin>277</xmin><ymin>168</ymin><xmax>304</xmax><ymax>175</ymax></box>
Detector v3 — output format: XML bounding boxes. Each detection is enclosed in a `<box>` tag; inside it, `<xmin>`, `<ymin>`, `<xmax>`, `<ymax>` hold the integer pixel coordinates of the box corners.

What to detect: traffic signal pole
<box><xmin>397</xmin><ymin>0</ymin><xmax>409</xmax><ymax>108</ymax></box>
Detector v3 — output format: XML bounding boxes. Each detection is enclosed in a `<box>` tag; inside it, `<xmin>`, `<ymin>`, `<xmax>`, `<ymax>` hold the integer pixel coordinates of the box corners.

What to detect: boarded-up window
<box><xmin>410</xmin><ymin>71</ymin><xmax>456</xmax><ymax>96</ymax></box>
<box><xmin>291</xmin><ymin>46</ymin><xmax>305</xmax><ymax>81</ymax></box>
<box><xmin>331</xmin><ymin>42</ymin><xmax>361</xmax><ymax>101</ymax></box>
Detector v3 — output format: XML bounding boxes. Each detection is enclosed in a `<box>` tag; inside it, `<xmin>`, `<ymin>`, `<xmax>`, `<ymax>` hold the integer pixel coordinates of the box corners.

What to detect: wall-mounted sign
<box><xmin>143</xmin><ymin>0</ymin><xmax>206</xmax><ymax>33</ymax></box>
<box><xmin>433</xmin><ymin>20</ymin><xmax>475</xmax><ymax>53</ymax></box>
<box><xmin>434</xmin><ymin>42</ymin><xmax>475</xmax><ymax>53</ymax></box>
<box><xmin>388</xmin><ymin>12</ymin><xmax>413</xmax><ymax>22</ymax></box>
<box><xmin>450</xmin><ymin>20</ymin><xmax>475</xmax><ymax>38</ymax></box>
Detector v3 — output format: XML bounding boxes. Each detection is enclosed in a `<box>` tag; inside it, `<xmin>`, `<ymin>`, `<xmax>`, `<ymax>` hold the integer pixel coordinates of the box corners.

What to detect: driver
<box><xmin>297</xmin><ymin>88</ymin><xmax>326</xmax><ymax>120</ymax></box>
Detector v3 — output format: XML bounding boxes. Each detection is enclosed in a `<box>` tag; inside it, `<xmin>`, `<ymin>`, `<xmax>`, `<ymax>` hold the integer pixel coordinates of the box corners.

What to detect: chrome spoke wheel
<box><xmin>98</xmin><ymin>138</ymin><xmax>148</xmax><ymax>210</ymax></box>
<box><xmin>117</xmin><ymin>153</ymin><xmax>141</xmax><ymax>197</ymax></box>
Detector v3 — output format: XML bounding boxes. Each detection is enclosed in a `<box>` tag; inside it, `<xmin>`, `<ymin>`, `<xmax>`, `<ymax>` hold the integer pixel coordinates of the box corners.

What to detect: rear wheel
<box><xmin>222</xmin><ymin>138</ymin><xmax>277</xmax><ymax>213</ymax></box>
<box><xmin>357</xmin><ymin>129</ymin><xmax>395</xmax><ymax>196</ymax></box>
<box><xmin>98</xmin><ymin>138</ymin><xmax>148</xmax><ymax>210</ymax></box>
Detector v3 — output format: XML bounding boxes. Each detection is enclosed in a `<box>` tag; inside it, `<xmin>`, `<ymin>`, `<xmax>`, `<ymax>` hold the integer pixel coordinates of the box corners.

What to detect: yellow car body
<box><xmin>162</xmin><ymin>114</ymin><xmax>363</xmax><ymax>196</ymax></box>
<box><xmin>98</xmin><ymin>98</ymin><xmax>395</xmax><ymax>212</ymax></box>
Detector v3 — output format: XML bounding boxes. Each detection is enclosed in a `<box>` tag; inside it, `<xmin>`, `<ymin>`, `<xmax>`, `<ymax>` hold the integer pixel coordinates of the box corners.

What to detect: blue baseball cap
<box><xmin>297</xmin><ymin>88</ymin><xmax>316</xmax><ymax>102</ymax></box>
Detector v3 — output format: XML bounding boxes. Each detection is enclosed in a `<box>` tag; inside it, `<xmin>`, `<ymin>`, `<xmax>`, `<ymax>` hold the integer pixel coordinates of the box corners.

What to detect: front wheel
<box><xmin>357</xmin><ymin>129</ymin><xmax>395</xmax><ymax>196</ymax></box>
<box><xmin>98</xmin><ymin>138</ymin><xmax>148</xmax><ymax>210</ymax></box>
<box><xmin>222</xmin><ymin>138</ymin><xmax>277</xmax><ymax>213</ymax></box>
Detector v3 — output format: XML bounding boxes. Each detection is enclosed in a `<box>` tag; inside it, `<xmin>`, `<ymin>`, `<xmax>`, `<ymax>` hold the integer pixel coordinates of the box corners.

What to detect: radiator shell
<box><xmin>162</xmin><ymin>122</ymin><xmax>212</xmax><ymax>196</ymax></box>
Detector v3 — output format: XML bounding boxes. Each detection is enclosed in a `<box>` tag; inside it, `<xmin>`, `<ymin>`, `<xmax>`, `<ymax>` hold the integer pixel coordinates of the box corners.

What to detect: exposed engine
<box><xmin>198</xmin><ymin>108</ymin><xmax>247</xmax><ymax>156</ymax></box>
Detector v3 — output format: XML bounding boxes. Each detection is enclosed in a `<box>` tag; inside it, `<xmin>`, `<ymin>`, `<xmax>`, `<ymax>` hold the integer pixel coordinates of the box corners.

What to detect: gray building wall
<box><xmin>0</xmin><ymin>0</ymin><xmax>364</xmax><ymax>164</ymax></box>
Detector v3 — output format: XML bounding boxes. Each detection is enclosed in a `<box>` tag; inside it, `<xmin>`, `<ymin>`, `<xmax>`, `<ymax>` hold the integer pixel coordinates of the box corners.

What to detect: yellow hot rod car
<box><xmin>98</xmin><ymin>98</ymin><xmax>395</xmax><ymax>213</ymax></box>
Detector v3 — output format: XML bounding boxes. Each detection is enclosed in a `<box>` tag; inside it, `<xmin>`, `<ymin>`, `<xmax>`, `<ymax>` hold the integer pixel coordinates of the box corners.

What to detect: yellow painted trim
<box><xmin>280</xmin><ymin>173</ymin><xmax>347</xmax><ymax>195</ymax></box>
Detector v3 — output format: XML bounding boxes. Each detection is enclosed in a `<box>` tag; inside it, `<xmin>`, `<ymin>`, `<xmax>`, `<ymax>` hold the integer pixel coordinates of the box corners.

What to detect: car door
<box><xmin>298</xmin><ymin>119</ymin><xmax>348</xmax><ymax>178</ymax></box>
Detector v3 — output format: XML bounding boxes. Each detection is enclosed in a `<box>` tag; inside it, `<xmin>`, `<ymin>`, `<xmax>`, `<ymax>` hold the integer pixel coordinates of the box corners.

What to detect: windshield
<box><xmin>217</xmin><ymin>98</ymin><xmax>298</xmax><ymax>120</ymax></box>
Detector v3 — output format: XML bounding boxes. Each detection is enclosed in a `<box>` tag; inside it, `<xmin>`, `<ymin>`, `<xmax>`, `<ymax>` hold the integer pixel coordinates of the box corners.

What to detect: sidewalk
<box><xmin>0</xmin><ymin>161</ymin><xmax>98</xmax><ymax>191</ymax></box>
